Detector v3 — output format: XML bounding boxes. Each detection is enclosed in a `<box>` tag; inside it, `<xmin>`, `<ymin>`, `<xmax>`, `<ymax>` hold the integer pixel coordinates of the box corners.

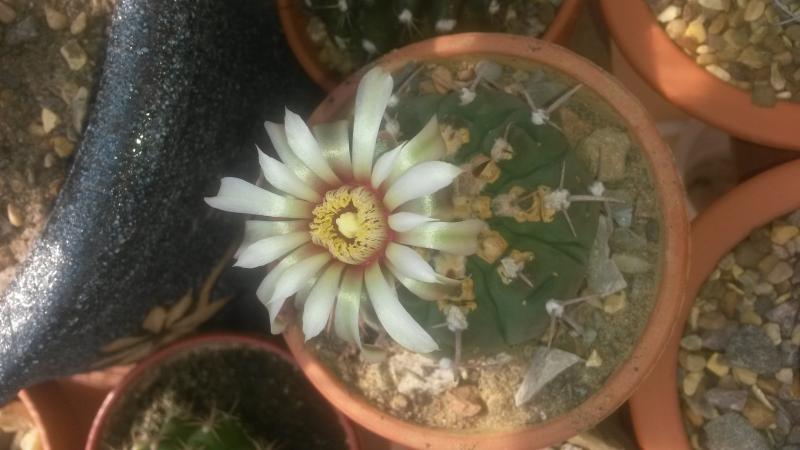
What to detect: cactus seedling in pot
<box><xmin>89</xmin><ymin>336</ymin><xmax>356</xmax><ymax>450</ymax></box>
<box><xmin>205</xmin><ymin>34</ymin><xmax>688</xmax><ymax>450</ymax></box>
<box><xmin>128</xmin><ymin>400</ymin><xmax>275</xmax><ymax>450</ymax></box>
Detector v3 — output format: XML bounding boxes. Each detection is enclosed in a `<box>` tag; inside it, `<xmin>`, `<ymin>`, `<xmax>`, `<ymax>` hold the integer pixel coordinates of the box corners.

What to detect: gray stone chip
<box><xmin>703</xmin><ymin>413</ymin><xmax>770</xmax><ymax>450</ymax></box>
<box><xmin>725</xmin><ymin>325</ymin><xmax>782</xmax><ymax>374</ymax></box>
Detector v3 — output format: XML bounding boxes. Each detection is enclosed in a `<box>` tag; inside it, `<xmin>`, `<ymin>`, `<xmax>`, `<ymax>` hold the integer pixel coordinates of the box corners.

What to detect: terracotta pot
<box><xmin>85</xmin><ymin>333</ymin><xmax>359</xmax><ymax>450</ymax></box>
<box><xmin>629</xmin><ymin>159</ymin><xmax>800</xmax><ymax>449</ymax></box>
<box><xmin>283</xmin><ymin>33</ymin><xmax>689</xmax><ymax>450</ymax></box>
<box><xmin>277</xmin><ymin>0</ymin><xmax>585</xmax><ymax>91</ymax></box>
<box><xmin>16</xmin><ymin>367</ymin><xmax>128</xmax><ymax>450</ymax></box>
<box><xmin>600</xmin><ymin>0</ymin><xmax>800</xmax><ymax>151</ymax></box>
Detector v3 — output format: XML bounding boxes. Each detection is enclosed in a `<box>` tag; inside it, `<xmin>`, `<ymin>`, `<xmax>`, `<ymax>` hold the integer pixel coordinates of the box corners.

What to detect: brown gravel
<box><xmin>679</xmin><ymin>211</ymin><xmax>800</xmax><ymax>449</ymax></box>
<box><xmin>649</xmin><ymin>0</ymin><xmax>800</xmax><ymax>106</ymax></box>
<box><xmin>0</xmin><ymin>0</ymin><xmax>111</xmax><ymax>296</ymax></box>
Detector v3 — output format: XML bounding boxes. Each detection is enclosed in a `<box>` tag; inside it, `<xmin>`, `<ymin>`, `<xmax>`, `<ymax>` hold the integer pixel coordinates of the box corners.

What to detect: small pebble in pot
<box><xmin>6</xmin><ymin>203</ymin><xmax>23</xmax><ymax>227</ymax></box>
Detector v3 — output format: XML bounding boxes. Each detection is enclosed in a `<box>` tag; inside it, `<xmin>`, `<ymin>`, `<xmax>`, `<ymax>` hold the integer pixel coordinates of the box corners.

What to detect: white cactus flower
<box><xmin>205</xmin><ymin>67</ymin><xmax>484</xmax><ymax>354</ymax></box>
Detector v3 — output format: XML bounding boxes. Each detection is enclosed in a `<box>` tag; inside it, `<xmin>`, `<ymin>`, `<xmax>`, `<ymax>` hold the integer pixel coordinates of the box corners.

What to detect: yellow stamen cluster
<box><xmin>309</xmin><ymin>186</ymin><xmax>388</xmax><ymax>265</ymax></box>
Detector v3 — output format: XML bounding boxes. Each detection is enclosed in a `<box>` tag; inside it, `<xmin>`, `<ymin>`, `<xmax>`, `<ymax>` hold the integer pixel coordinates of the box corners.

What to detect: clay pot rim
<box><xmin>630</xmin><ymin>158</ymin><xmax>800</xmax><ymax>450</ymax></box>
<box><xmin>84</xmin><ymin>333</ymin><xmax>360</xmax><ymax>450</ymax></box>
<box><xmin>17</xmin><ymin>366</ymin><xmax>130</xmax><ymax>450</ymax></box>
<box><xmin>18</xmin><ymin>387</ymin><xmax>66</xmax><ymax>450</ymax></box>
<box><xmin>277</xmin><ymin>0</ymin><xmax>584</xmax><ymax>92</ymax></box>
<box><xmin>284</xmin><ymin>32</ymin><xmax>689</xmax><ymax>450</ymax></box>
<box><xmin>600</xmin><ymin>1</ymin><xmax>800</xmax><ymax>151</ymax></box>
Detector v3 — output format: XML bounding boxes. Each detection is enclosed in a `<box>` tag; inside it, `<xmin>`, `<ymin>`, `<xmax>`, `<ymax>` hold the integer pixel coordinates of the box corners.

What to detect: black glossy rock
<box><xmin>0</xmin><ymin>0</ymin><xmax>320</xmax><ymax>403</ymax></box>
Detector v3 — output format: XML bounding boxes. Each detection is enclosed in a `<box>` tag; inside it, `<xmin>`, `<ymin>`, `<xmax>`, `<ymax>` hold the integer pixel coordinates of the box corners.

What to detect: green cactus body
<box><xmin>356</xmin><ymin>1</ymin><xmax>399</xmax><ymax>56</ymax></box>
<box><xmin>304</xmin><ymin>0</ymin><xmax>561</xmax><ymax>75</ymax></box>
<box><xmin>393</xmin><ymin>86</ymin><xmax>600</xmax><ymax>354</ymax></box>
<box><xmin>131</xmin><ymin>408</ymin><xmax>270</xmax><ymax>450</ymax></box>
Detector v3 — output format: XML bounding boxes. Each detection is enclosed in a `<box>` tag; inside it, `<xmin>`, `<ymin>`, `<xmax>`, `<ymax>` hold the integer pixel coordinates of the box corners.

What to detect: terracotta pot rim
<box><xmin>277</xmin><ymin>0</ymin><xmax>585</xmax><ymax>92</ymax></box>
<box><xmin>285</xmin><ymin>33</ymin><xmax>689</xmax><ymax>450</ymax></box>
<box><xmin>600</xmin><ymin>0</ymin><xmax>800</xmax><ymax>151</ymax></box>
<box><xmin>17</xmin><ymin>389</ymin><xmax>60</xmax><ymax>450</ymax></box>
<box><xmin>85</xmin><ymin>333</ymin><xmax>360</xmax><ymax>450</ymax></box>
<box><xmin>630</xmin><ymin>158</ymin><xmax>800</xmax><ymax>450</ymax></box>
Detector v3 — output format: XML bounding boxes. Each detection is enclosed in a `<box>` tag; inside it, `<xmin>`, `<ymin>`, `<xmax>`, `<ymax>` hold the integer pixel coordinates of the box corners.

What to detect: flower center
<box><xmin>309</xmin><ymin>186</ymin><xmax>388</xmax><ymax>265</ymax></box>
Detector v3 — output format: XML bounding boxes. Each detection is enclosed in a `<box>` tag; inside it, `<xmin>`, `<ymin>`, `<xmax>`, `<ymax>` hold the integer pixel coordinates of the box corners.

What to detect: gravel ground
<box><xmin>0</xmin><ymin>0</ymin><xmax>110</xmax><ymax>295</ymax></box>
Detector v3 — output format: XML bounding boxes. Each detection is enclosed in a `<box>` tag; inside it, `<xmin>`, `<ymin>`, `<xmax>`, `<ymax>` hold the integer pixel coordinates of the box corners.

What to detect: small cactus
<box><xmin>385</xmin><ymin>63</ymin><xmax>603</xmax><ymax>354</ymax></box>
<box><xmin>129</xmin><ymin>403</ymin><xmax>277</xmax><ymax>450</ymax></box>
<box><xmin>304</xmin><ymin>0</ymin><xmax>560</xmax><ymax>76</ymax></box>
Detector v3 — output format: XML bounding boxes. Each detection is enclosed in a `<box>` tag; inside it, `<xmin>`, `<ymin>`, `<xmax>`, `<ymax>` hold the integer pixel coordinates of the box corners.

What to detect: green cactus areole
<box><xmin>311</xmin><ymin>59</ymin><xmax>664</xmax><ymax>430</ymax></box>
<box><xmin>304</xmin><ymin>0</ymin><xmax>564</xmax><ymax>76</ymax></box>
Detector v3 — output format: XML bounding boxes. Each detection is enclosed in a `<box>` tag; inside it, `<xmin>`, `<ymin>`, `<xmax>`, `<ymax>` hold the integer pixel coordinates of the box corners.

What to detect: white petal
<box><xmin>313</xmin><ymin>120</ymin><xmax>352</xmax><ymax>178</ymax></box>
<box><xmin>302</xmin><ymin>262</ymin><xmax>345</xmax><ymax>340</ymax></box>
<box><xmin>365</xmin><ymin>264</ymin><xmax>438</xmax><ymax>353</ymax></box>
<box><xmin>205</xmin><ymin>177</ymin><xmax>312</xmax><ymax>218</ymax></box>
<box><xmin>383</xmin><ymin>161</ymin><xmax>462</xmax><ymax>211</ymax></box>
<box><xmin>386</xmin><ymin>261</ymin><xmax>461</xmax><ymax>301</ymax></box>
<box><xmin>264</xmin><ymin>121</ymin><xmax>323</xmax><ymax>190</ymax></box>
<box><xmin>388</xmin><ymin>212</ymin><xmax>435</xmax><ymax>232</ymax></box>
<box><xmin>269</xmin><ymin>252</ymin><xmax>331</xmax><ymax>305</ymax></box>
<box><xmin>237</xmin><ymin>220</ymin><xmax>309</xmax><ymax>257</ymax></box>
<box><xmin>370</xmin><ymin>143</ymin><xmax>404</xmax><ymax>189</ymax></box>
<box><xmin>234</xmin><ymin>231</ymin><xmax>310</xmax><ymax>268</ymax></box>
<box><xmin>257</xmin><ymin>149</ymin><xmax>322</xmax><ymax>203</ymax></box>
<box><xmin>334</xmin><ymin>266</ymin><xmax>364</xmax><ymax>348</ymax></box>
<box><xmin>257</xmin><ymin>244</ymin><xmax>322</xmax><ymax>332</ymax></box>
<box><xmin>396</xmin><ymin>220</ymin><xmax>485</xmax><ymax>255</ymax></box>
<box><xmin>385</xmin><ymin>243</ymin><xmax>438</xmax><ymax>283</ymax></box>
<box><xmin>351</xmin><ymin>66</ymin><xmax>393</xmax><ymax>181</ymax></box>
<box><xmin>284</xmin><ymin>108</ymin><xmax>341</xmax><ymax>185</ymax></box>
<box><xmin>293</xmin><ymin>274</ymin><xmax>318</xmax><ymax>309</ymax></box>
<box><xmin>386</xmin><ymin>116</ymin><xmax>446</xmax><ymax>185</ymax></box>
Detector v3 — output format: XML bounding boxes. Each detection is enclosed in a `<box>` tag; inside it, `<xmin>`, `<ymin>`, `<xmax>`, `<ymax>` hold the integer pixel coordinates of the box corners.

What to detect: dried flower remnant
<box><xmin>93</xmin><ymin>250</ymin><xmax>233</xmax><ymax>368</ymax></box>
